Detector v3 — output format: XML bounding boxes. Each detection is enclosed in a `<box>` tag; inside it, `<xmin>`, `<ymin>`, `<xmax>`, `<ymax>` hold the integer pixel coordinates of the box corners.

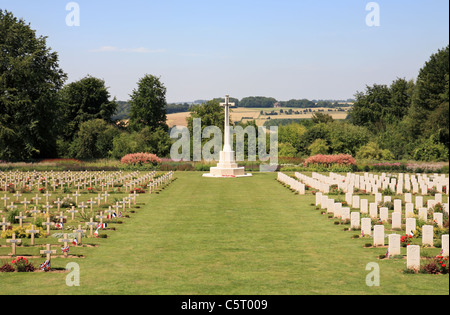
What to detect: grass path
<box><xmin>1</xmin><ymin>172</ymin><xmax>448</xmax><ymax>295</ymax></box>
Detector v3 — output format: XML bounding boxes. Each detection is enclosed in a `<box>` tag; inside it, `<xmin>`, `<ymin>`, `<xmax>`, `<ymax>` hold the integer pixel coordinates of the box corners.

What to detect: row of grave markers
<box><xmin>1</xmin><ymin>171</ymin><xmax>175</xmax><ymax>271</ymax></box>
<box><xmin>278</xmin><ymin>171</ymin><xmax>449</xmax><ymax>272</ymax></box>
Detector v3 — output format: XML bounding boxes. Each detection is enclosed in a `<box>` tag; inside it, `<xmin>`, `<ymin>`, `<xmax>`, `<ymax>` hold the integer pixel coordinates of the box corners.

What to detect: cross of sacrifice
<box><xmin>26</xmin><ymin>224</ymin><xmax>40</xmax><ymax>246</ymax></box>
<box><xmin>7</xmin><ymin>233</ymin><xmax>22</xmax><ymax>256</ymax></box>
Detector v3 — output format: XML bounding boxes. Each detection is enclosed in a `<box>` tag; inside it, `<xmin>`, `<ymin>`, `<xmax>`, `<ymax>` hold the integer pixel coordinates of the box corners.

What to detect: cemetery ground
<box><xmin>0</xmin><ymin>172</ymin><xmax>448</xmax><ymax>295</ymax></box>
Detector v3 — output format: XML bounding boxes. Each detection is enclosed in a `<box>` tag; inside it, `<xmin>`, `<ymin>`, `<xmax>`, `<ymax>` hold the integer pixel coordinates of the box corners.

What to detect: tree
<box><xmin>69</xmin><ymin>119</ymin><xmax>119</xmax><ymax>159</ymax></box>
<box><xmin>308</xmin><ymin>139</ymin><xmax>329</xmax><ymax>155</ymax></box>
<box><xmin>311</xmin><ymin>112</ymin><xmax>334</xmax><ymax>124</ymax></box>
<box><xmin>59</xmin><ymin>75</ymin><xmax>118</xmax><ymax>141</ymax></box>
<box><xmin>0</xmin><ymin>10</ymin><xmax>67</xmax><ymax>161</ymax></box>
<box><xmin>349</xmin><ymin>78</ymin><xmax>413</xmax><ymax>134</ymax></box>
<box><xmin>129</xmin><ymin>74</ymin><xmax>168</xmax><ymax>132</ymax></box>
<box><xmin>406</xmin><ymin>46</ymin><xmax>449</xmax><ymax>150</ymax></box>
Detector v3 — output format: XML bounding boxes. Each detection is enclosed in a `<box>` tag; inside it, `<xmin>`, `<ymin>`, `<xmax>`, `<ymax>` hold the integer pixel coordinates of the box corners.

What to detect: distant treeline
<box><xmin>112</xmin><ymin>97</ymin><xmax>353</xmax><ymax>119</ymax></box>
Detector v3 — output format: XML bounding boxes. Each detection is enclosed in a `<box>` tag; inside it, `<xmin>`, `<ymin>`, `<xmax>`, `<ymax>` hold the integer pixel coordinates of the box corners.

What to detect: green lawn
<box><xmin>1</xmin><ymin>172</ymin><xmax>448</xmax><ymax>295</ymax></box>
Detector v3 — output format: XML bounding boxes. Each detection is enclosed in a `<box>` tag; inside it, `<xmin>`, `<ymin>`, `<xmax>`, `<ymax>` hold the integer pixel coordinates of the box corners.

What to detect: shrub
<box><xmin>304</xmin><ymin>154</ymin><xmax>356</xmax><ymax>167</ymax></box>
<box><xmin>121</xmin><ymin>153</ymin><xmax>162</xmax><ymax>166</ymax></box>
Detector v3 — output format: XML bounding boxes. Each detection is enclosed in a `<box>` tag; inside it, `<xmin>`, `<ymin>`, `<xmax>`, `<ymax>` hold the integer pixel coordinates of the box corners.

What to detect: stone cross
<box><xmin>54</xmin><ymin>198</ymin><xmax>63</xmax><ymax>212</ymax></box>
<box><xmin>21</xmin><ymin>198</ymin><xmax>31</xmax><ymax>211</ymax></box>
<box><xmin>7</xmin><ymin>233</ymin><xmax>22</xmax><ymax>256</ymax></box>
<box><xmin>86</xmin><ymin>218</ymin><xmax>98</xmax><ymax>237</ymax></box>
<box><xmin>55</xmin><ymin>211</ymin><xmax>67</xmax><ymax>225</ymax></box>
<box><xmin>15</xmin><ymin>212</ymin><xmax>27</xmax><ymax>228</ymax></box>
<box><xmin>0</xmin><ymin>217</ymin><xmax>11</xmax><ymax>232</ymax></box>
<box><xmin>33</xmin><ymin>194</ymin><xmax>41</xmax><ymax>205</ymax></box>
<box><xmin>42</xmin><ymin>217</ymin><xmax>54</xmax><ymax>235</ymax></box>
<box><xmin>73</xmin><ymin>225</ymin><xmax>86</xmax><ymax>245</ymax></box>
<box><xmin>72</xmin><ymin>191</ymin><xmax>81</xmax><ymax>204</ymax></box>
<box><xmin>26</xmin><ymin>224</ymin><xmax>40</xmax><ymax>246</ymax></box>
<box><xmin>40</xmin><ymin>244</ymin><xmax>56</xmax><ymax>262</ymax></box>
<box><xmin>1</xmin><ymin>194</ymin><xmax>10</xmax><ymax>207</ymax></box>
<box><xmin>43</xmin><ymin>192</ymin><xmax>52</xmax><ymax>204</ymax></box>
<box><xmin>67</xmin><ymin>206</ymin><xmax>78</xmax><ymax>220</ymax></box>
<box><xmin>58</xmin><ymin>233</ymin><xmax>74</xmax><ymax>257</ymax></box>
<box><xmin>96</xmin><ymin>212</ymin><xmax>107</xmax><ymax>225</ymax></box>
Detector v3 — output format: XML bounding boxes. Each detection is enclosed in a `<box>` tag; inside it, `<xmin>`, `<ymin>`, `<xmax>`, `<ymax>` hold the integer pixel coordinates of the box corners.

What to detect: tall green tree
<box><xmin>0</xmin><ymin>10</ymin><xmax>67</xmax><ymax>161</ymax></box>
<box><xmin>406</xmin><ymin>46</ymin><xmax>449</xmax><ymax>149</ymax></box>
<box><xmin>129</xmin><ymin>74</ymin><xmax>168</xmax><ymax>131</ymax></box>
<box><xmin>59</xmin><ymin>75</ymin><xmax>118</xmax><ymax>141</ymax></box>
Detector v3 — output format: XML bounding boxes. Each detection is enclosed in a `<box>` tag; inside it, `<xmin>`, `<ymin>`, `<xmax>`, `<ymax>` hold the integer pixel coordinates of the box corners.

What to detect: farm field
<box><xmin>167</xmin><ymin>107</ymin><xmax>350</xmax><ymax>127</ymax></box>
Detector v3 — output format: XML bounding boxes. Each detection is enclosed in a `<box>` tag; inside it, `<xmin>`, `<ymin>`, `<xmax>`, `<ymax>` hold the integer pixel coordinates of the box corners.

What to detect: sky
<box><xmin>1</xmin><ymin>0</ymin><xmax>449</xmax><ymax>103</ymax></box>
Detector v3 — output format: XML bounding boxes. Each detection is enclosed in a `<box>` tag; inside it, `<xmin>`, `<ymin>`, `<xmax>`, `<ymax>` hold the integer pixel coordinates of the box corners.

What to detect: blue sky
<box><xmin>1</xmin><ymin>0</ymin><xmax>449</xmax><ymax>103</ymax></box>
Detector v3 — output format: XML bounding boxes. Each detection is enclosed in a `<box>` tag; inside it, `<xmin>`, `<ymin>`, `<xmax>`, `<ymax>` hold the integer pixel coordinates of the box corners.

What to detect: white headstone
<box><xmin>388</xmin><ymin>234</ymin><xmax>401</xmax><ymax>257</ymax></box>
<box><xmin>442</xmin><ymin>235</ymin><xmax>449</xmax><ymax>257</ymax></box>
<box><xmin>373</xmin><ymin>225</ymin><xmax>385</xmax><ymax>246</ymax></box>
<box><xmin>392</xmin><ymin>212</ymin><xmax>402</xmax><ymax>230</ymax></box>
<box><xmin>351</xmin><ymin>212</ymin><xmax>360</xmax><ymax>229</ymax></box>
<box><xmin>407</xmin><ymin>245</ymin><xmax>421</xmax><ymax>271</ymax></box>
<box><xmin>360</xmin><ymin>199</ymin><xmax>368</xmax><ymax>214</ymax></box>
<box><xmin>422</xmin><ymin>225</ymin><xmax>434</xmax><ymax>246</ymax></box>
<box><xmin>433</xmin><ymin>213</ymin><xmax>443</xmax><ymax>228</ymax></box>
<box><xmin>406</xmin><ymin>218</ymin><xmax>417</xmax><ymax>236</ymax></box>
<box><xmin>341</xmin><ymin>207</ymin><xmax>350</xmax><ymax>221</ymax></box>
<box><xmin>415</xmin><ymin>196</ymin><xmax>423</xmax><ymax>209</ymax></box>
<box><xmin>379</xmin><ymin>207</ymin><xmax>389</xmax><ymax>222</ymax></box>
<box><xmin>394</xmin><ymin>199</ymin><xmax>402</xmax><ymax>213</ymax></box>
<box><xmin>418</xmin><ymin>208</ymin><xmax>428</xmax><ymax>222</ymax></box>
<box><xmin>361</xmin><ymin>218</ymin><xmax>372</xmax><ymax>236</ymax></box>
<box><xmin>369</xmin><ymin>203</ymin><xmax>378</xmax><ymax>219</ymax></box>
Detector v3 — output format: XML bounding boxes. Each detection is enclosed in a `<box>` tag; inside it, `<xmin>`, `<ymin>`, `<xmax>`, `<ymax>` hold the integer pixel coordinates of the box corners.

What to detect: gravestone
<box><xmin>373</xmin><ymin>225</ymin><xmax>385</xmax><ymax>246</ymax></box>
<box><xmin>6</xmin><ymin>233</ymin><xmax>22</xmax><ymax>255</ymax></box>
<box><xmin>418</xmin><ymin>208</ymin><xmax>428</xmax><ymax>222</ymax></box>
<box><xmin>379</xmin><ymin>207</ymin><xmax>388</xmax><ymax>222</ymax></box>
<box><xmin>351</xmin><ymin>212</ymin><xmax>360</xmax><ymax>229</ymax></box>
<box><xmin>442</xmin><ymin>235</ymin><xmax>449</xmax><ymax>257</ymax></box>
<box><xmin>433</xmin><ymin>213</ymin><xmax>443</xmax><ymax>228</ymax></box>
<box><xmin>361</xmin><ymin>218</ymin><xmax>372</xmax><ymax>236</ymax></box>
<box><xmin>369</xmin><ymin>203</ymin><xmax>378</xmax><ymax>219</ymax></box>
<box><xmin>392</xmin><ymin>212</ymin><xmax>402</xmax><ymax>230</ymax></box>
<box><xmin>360</xmin><ymin>199</ymin><xmax>368</xmax><ymax>214</ymax></box>
<box><xmin>394</xmin><ymin>199</ymin><xmax>402</xmax><ymax>213</ymax></box>
<box><xmin>26</xmin><ymin>225</ymin><xmax>40</xmax><ymax>246</ymax></box>
<box><xmin>407</xmin><ymin>245</ymin><xmax>420</xmax><ymax>271</ymax></box>
<box><xmin>422</xmin><ymin>225</ymin><xmax>434</xmax><ymax>246</ymax></box>
<box><xmin>388</xmin><ymin>234</ymin><xmax>401</xmax><ymax>257</ymax></box>
<box><xmin>406</xmin><ymin>218</ymin><xmax>417</xmax><ymax>236</ymax></box>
